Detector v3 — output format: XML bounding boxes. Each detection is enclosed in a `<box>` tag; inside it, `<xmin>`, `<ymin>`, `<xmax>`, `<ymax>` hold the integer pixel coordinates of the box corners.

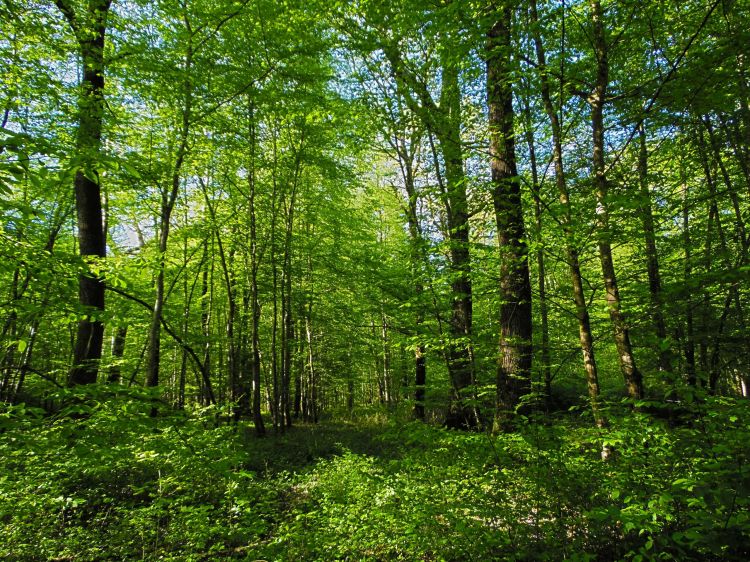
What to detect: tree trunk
<box><xmin>281</xmin><ymin>186</ymin><xmax>296</xmax><ymax>428</ymax></box>
<box><xmin>695</xmin><ymin>124</ymin><xmax>747</xmax><ymax>393</ymax></box>
<box><xmin>392</xmin><ymin>125</ymin><xmax>428</xmax><ymax>419</ymax></box>
<box><xmin>637</xmin><ymin>123</ymin><xmax>671</xmax><ymax>372</ymax></box>
<box><xmin>487</xmin><ymin>6</ymin><xmax>533</xmax><ymax>427</ymax></box>
<box><xmin>520</xmin><ymin>94</ymin><xmax>551</xmax><ymax>403</ymax></box>
<box><xmin>590</xmin><ymin>0</ymin><xmax>643</xmax><ymax>400</ymax></box>
<box><xmin>529</xmin><ymin>0</ymin><xmax>604</xmax><ymax>425</ymax></box>
<box><xmin>107</xmin><ymin>326</ymin><xmax>127</xmax><ymax>384</ymax></box>
<box><xmin>679</xmin><ymin>159</ymin><xmax>697</xmax><ymax>386</ymax></box>
<box><xmin>201</xmin><ymin>181</ymin><xmax>242</xmax><ymax>418</ymax></box>
<box><xmin>383</xmin><ymin>42</ymin><xmax>475</xmax><ymax>425</ymax></box>
<box><xmin>200</xmin><ymin>239</ymin><xmax>213</xmax><ymax>405</ymax></box>
<box><xmin>381</xmin><ymin>310</ymin><xmax>392</xmax><ymax>406</ymax></box>
<box><xmin>54</xmin><ymin>0</ymin><xmax>112</xmax><ymax>385</ymax></box>
<box><xmin>146</xmin><ymin>27</ymin><xmax>193</xmax><ymax>389</ymax></box>
<box><xmin>440</xmin><ymin>59</ymin><xmax>475</xmax><ymax>421</ymax></box>
<box><xmin>247</xmin><ymin>101</ymin><xmax>266</xmax><ymax>437</ymax></box>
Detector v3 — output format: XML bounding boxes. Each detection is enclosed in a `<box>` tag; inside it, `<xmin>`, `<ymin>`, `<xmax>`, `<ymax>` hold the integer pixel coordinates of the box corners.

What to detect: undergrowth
<box><xmin>1</xmin><ymin>386</ymin><xmax>748</xmax><ymax>561</ymax></box>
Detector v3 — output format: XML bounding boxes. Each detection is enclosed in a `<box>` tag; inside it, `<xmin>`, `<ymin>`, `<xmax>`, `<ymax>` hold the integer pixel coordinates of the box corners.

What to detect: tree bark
<box><xmin>487</xmin><ymin>6</ymin><xmax>533</xmax><ymax>426</ymax></box>
<box><xmin>54</xmin><ymin>0</ymin><xmax>112</xmax><ymax>385</ymax></box>
<box><xmin>590</xmin><ymin>0</ymin><xmax>643</xmax><ymax>400</ymax></box>
<box><xmin>637</xmin><ymin>123</ymin><xmax>671</xmax><ymax>372</ymax></box>
<box><xmin>529</xmin><ymin>0</ymin><xmax>604</xmax><ymax>425</ymax></box>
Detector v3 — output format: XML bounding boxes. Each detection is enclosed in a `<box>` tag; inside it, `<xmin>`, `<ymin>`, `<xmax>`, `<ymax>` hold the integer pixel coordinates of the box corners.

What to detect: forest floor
<box><xmin>1</xmin><ymin>387</ymin><xmax>749</xmax><ymax>561</ymax></box>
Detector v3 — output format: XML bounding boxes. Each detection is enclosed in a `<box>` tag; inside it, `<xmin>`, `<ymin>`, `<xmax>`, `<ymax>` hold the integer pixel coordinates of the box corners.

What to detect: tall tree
<box><xmin>486</xmin><ymin>2</ymin><xmax>533</xmax><ymax>424</ymax></box>
<box><xmin>589</xmin><ymin>0</ymin><xmax>643</xmax><ymax>400</ymax></box>
<box><xmin>54</xmin><ymin>0</ymin><xmax>112</xmax><ymax>385</ymax></box>
<box><xmin>637</xmin><ymin>122</ymin><xmax>671</xmax><ymax>373</ymax></box>
<box><xmin>529</xmin><ymin>0</ymin><xmax>603</xmax><ymax>425</ymax></box>
<box><xmin>382</xmin><ymin>30</ymin><xmax>476</xmax><ymax>425</ymax></box>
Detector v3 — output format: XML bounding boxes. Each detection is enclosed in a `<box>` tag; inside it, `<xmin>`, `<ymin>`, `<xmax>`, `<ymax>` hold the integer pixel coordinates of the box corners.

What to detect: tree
<box><xmin>486</xmin><ymin>1</ymin><xmax>533</xmax><ymax>424</ymax></box>
<box><xmin>528</xmin><ymin>0</ymin><xmax>603</xmax><ymax>425</ymax></box>
<box><xmin>53</xmin><ymin>0</ymin><xmax>112</xmax><ymax>385</ymax></box>
<box><xmin>373</xmin><ymin>4</ymin><xmax>477</xmax><ymax>425</ymax></box>
<box><xmin>588</xmin><ymin>0</ymin><xmax>643</xmax><ymax>400</ymax></box>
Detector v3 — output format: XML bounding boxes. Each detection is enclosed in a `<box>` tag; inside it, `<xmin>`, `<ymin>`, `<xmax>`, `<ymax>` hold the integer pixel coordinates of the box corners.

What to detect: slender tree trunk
<box><xmin>294</xmin><ymin>316</ymin><xmax>303</xmax><ymax>418</ymax></box>
<box><xmin>270</xmin><ymin>130</ymin><xmax>281</xmax><ymax>430</ymax></box>
<box><xmin>247</xmin><ymin>101</ymin><xmax>265</xmax><ymax>437</ymax></box>
<box><xmin>303</xmin><ymin>248</ymin><xmax>318</xmax><ymax>423</ymax></box>
<box><xmin>200</xmin><ymin>239</ymin><xmax>213</xmax><ymax>405</ymax></box>
<box><xmin>704</xmin><ymin>117</ymin><xmax>748</xmax><ymax>251</ymax></box>
<box><xmin>679</xmin><ymin>161</ymin><xmax>697</xmax><ymax>386</ymax></box>
<box><xmin>440</xmin><ymin>59</ymin><xmax>475</xmax><ymax>421</ymax></box>
<box><xmin>590</xmin><ymin>0</ymin><xmax>643</xmax><ymax>400</ymax></box>
<box><xmin>305</xmin><ymin>307</ymin><xmax>316</xmax><ymax>423</ymax></box>
<box><xmin>146</xmin><ymin>27</ymin><xmax>193</xmax><ymax>389</ymax></box>
<box><xmin>12</xmin><ymin>320</ymin><xmax>40</xmax><ymax>401</ymax></box>
<box><xmin>202</xmin><ymin>182</ymin><xmax>242</xmax><ymax>418</ymax></box>
<box><xmin>381</xmin><ymin>310</ymin><xmax>392</xmax><ymax>406</ymax></box>
<box><xmin>107</xmin><ymin>326</ymin><xmax>127</xmax><ymax>384</ymax></box>
<box><xmin>54</xmin><ymin>0</ymin><xmax>112</xmax><ymax>385</ymax></box>
<box><xmin>637</xmin><ymin>123</ymin><xmax>671</xmax><ymax>372</ymax></box>
<box><xmin>281</xmin><ymin>187</ymin><xmax>296</xmax><ymax>428</ymax></box>
<box><xmin>529</xmin><ymin>0</ymin><xmax>603</xmax><ymax>425</ymax></box>
<box><xmin>0</xmin><ymin>268</ymin><xmax>21</xmax><ymax>399</ymax></box>
<box><xmin>383</xmin><ymin>43</ymin><xmax>475</xmax><ymax>425</ymax></box>
<box><xmin>487</xmin><ymin>6</ymin><xmax>533</xmax><ymax>427</ymax></box>
<box><xmin>177</xmin><ymin>222</ymin><xmax>190</xmax><ymax>407</ymax></box>
<box><xmin>391</xmin><ymin>126</ymin><xmax>428</xmax><ymax>419</ymax></box>
<box><xmin>696</xmin><ymin>125</ymin><xmax>747</xmax><ymax>393</ymax></box>
<box><xmin>703</xmin><ymin>116</ymin><xmax>750</xmax><ymax>387</ymax></box>
<box><xmin>521</xmin><ymin>94</ymin><xmax>551</xmax><ymax>402</ymax></box>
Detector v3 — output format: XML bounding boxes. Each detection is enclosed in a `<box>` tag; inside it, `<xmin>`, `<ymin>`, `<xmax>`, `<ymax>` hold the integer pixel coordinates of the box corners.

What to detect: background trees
<box><xmin>1</xmin><ymin>0</ymin><xmax>748</xmax><ymax>423</ymax></box>
<box><xmin>2</xmin><ymin>0</ymin><xmax>750</xmax><ymax>559</ymax></box>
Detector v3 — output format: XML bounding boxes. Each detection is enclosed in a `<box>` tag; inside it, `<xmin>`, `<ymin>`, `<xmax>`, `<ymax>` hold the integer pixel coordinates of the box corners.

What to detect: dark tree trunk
<box><xmin>107</xmin><ymin>326</ymin><xmax>127</xmax><ymax>384</ymax></box>
<box><xmin>487</xmin><ymin>6</ymin><xmax>533</xmax><ymax>427</ymax></box>
<box><xmin>437</xmin><ymin>60</ymin><xmax>475</xmax><ymax>423</ymax></box>
<box><xmin>54</xmin><ymin>0</ymin><xmax>113</xmax><ymax>385</ymax></box>
<box><xmin>383</xmin><ymin>42</ymin><xmax>475</xmax><ymax>425</ymax></box>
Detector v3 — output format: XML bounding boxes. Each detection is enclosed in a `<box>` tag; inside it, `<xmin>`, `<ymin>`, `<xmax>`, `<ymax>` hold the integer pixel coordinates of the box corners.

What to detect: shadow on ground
<box><xmin>238</xmin><ymin>420</ymin><xmax>402</xmax><ymax>475</ymax></box>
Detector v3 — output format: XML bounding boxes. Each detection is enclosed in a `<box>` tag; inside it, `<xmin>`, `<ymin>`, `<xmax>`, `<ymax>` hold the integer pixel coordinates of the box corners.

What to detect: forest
<box><xmin>1</xmin><ymin>0</ymin><xmax>749</xmax><ymax>559</ymax></box>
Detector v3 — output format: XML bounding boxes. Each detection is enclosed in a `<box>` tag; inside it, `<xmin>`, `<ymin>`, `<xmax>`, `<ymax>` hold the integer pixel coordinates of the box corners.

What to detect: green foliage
<box><xmin>1</xmin><ymin>391</ymin><xmax>749</xmax><ymax>560</ymax></box>
<box><xmin>0</xmin><ymin>386</ymin><xmax>279</xmax><ymax>561</ymax></box>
